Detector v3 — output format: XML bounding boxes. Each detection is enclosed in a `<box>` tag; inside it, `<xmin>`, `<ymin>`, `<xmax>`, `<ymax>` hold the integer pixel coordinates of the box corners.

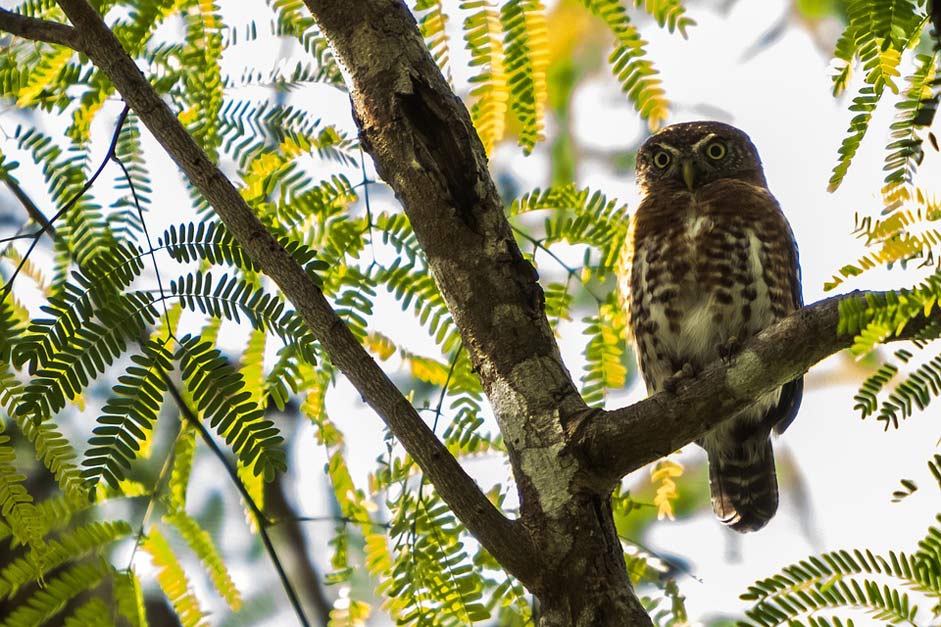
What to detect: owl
<box><xmin>624</xmin><ymin>121</ymin><xmax>803</xmax><ymax>532</ymax></box>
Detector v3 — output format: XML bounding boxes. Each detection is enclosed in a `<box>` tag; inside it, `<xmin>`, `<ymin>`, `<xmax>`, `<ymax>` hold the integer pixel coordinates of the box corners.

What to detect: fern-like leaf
<box><xmin>874</xmin><ymin>350</ymin><xmax>941</xmax><ymax>429</ymax></box>
<box><xmin>853</xmin><ymin>356</ymin><xmax>901</xmax><ymax>419</ymax></box>
<box><xmin>164</xmin><ymin>509</ymin><xmax>242</xmax><ymax>611</ymax></box>
<box><xmin>0</xmin><ymin>433</ymin><xmax>46</xmax><ymax>552</ymax></box>
<box><xmin>0</xmin><ymin>520</ymin><xmax>131</xmax><ymax>601</ymax></box>
<box><xmin>838</xmin><ymin>272</ymin><xmax>941</xmax><ymax>356</ymax></box>
<box><xmin>82</xmin><ymin>340</ymin><xmax>173</xmax><ymax>490</ymax></box>
<box><xmin>581</xmin><ymin>0</ymin><xmax>669</xmax><ymax>129</ymax></box>
<box><xmin>741</xmin><ymin>546</ymin><xmax>934</xmax><ymax>626</ymax></box>
<box><xmin>113</xmin><ymin>569</ymin><xmax>147</xmax><ymax>627</ymax></box>
<box><xmin>63</xmin><ymin>597</ymin><xmax>115</xmax><ymax>627</ymax></box>
<box><xmin>883</xmin><ymin>53</ymin><xmax>938</xmax><ymax>189</ymax></box>
<box><xmin>142</xmin><ymin>526</ymin><xmax>208</xmax><ymax>627</ymax></box>
<box><xmin>633</xmin><ymin>0</ymin><xmax>695</xmax><ymax>36</ymax></box>
<box><xmin>161</xmin><ymin>221</ymin><xmax>260</xmax><ymax>272</ymax></box>
<box><xmin>218</xmin><ymin>99</ymin><xmax>356</xmax><ymax>171</ymax></box>
<box><xmin>382</xmin><ymin>488</ymin><xmax>490</xmax><ymax>624</ymax></box>
<box><xmin>14</xmin><ymin>288</ymin><xmax>158</xmax><ymax>422</ymax></box>
<box><xmin>462</xmin><ymin>0</ymin><xmax>509</xmax><ymax>154</ymax></box>
<box><xmin>0</xmin><ymin>557</ymin><xmax>112</xmax><ymax>627</ymax></box>
<box><xmin>179</xmin><ymin>0</ymin><xmax>224</xmax><ymax>157</ymax></box>
<box><xmin>827</xmin><ymin>0</ymin><xmax>930</xmax><ymax>191</ymax></box>
<box><xmin>825</xmin><ymin>191</ymin><xmax>941</xmax><ymax>290</ymax></box>
<box><xmin>176</xmin><ymin>334</ymin><xmax>286</xmax><ymax>481</ymax></box>
<box><xmin>268</xmin><ymin>0</ymin><xmax>345</xmax><ymax>89</ymax></box>
<box><xmin>828</xmin><ymin>86</ymin><xmax>882</xmax><ymax>192</ymax></box>
<box><xmin>501</xmin><ymin>0</ymin><xmax>550</xmax><ymax>153</ymax></box>
<box><xmin>510</xmin><ymin>185</ymin><xmax>629</xmax><ymax>277</ymax></box>
<box><xmin>169</xmin><ymin>271</ymin><xmax>319</xmax><ymax>363</ymax></box>
<box><xmin>581</xmin><ymin>298</ymin><xmax>629</xmax><ymax>405</ymax></box>
<box><xmin>12</xmin><ymin>417</ymin><xmax>87</xmax><ymax>506</ymax></box>
<box><xmin>414</xmin><ymin>0</ymin><xmax>454</xmax><ymax>82</ymax></box>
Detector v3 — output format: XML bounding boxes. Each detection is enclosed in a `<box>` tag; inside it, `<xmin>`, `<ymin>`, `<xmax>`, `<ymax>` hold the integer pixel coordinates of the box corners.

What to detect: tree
<box><xmin>0</xmin><ymin>0</ymin><xmax>939</xmax><ymax>625</ymax></box>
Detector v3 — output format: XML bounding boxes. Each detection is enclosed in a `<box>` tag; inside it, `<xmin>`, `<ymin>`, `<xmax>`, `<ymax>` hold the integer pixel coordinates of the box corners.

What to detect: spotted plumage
<box><xmin>623</xmin><ymin>121</ymin><xmax>803</xmax><ymax>532</ymax></box>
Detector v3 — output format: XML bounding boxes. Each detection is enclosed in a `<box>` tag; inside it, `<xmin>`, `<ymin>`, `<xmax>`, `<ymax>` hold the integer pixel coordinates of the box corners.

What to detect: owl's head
<box><xmin>635</xmin><ymin>121</ymin><xmax>766</xmax><ymax>192</ymax></box>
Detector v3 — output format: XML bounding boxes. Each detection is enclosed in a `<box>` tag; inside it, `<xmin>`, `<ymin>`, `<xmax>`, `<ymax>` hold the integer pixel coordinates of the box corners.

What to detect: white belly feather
<box><xmin>638</xmin><ymin>224</ymin><xmax>777</xmax><ymax>403</ymax></box>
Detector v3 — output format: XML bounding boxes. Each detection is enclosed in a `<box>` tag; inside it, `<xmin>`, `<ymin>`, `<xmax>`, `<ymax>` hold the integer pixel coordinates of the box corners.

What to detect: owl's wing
<box><xmin>712</xmin><ymin>183</ymin><xmax>804</xmax><ymax>434</ymax></box>
<box><xmin>771</xmin><ymin>377</ymin><xmax>803</xmax><ymax>435</ymax></box>
<box><xmin>786</xmin><ymin>217</ymin><xmax>803</xmax><ymax>309</ymax></box>
<box><xmin>765</xmin><ymin>193</ymin><xmax>803</xmax><ymax>434</ymax></box>
<box><xmin>771</xmin><ymin>257</ymin><xmax>804</xmax><ymax>436</ymax></box>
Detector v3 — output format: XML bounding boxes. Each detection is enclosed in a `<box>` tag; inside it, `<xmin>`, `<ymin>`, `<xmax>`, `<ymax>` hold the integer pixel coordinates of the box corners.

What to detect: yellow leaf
<box><xmin>16</xmin><ymin>47</ymin><xmax>73</xmax><ymax>107</ymax></box>
<box><xmin>651</xmin><ymin>458</ymin><xmax>684</xmax><ymax>521</ymax></box>
<box><xmin>365</xmin><ymin>332</ymin><xmax>397</xmax><ymax>360</ymax></box>
<box><xmin>408</xmin><ymin>355</ymin><xmax>449</xmax><ymax>385</ymax></box>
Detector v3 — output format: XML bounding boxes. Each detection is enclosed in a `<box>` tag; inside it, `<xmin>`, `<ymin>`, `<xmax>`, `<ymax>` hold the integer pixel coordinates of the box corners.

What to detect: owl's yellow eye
<box><xmin>652</xmin><ymin>151</ymin><xmax>672</xmax><ymax>169</ymax></box>
<box><xmin>706</xmin><ymin>141</ymin><xmax>726</xmax><ymax>160</ymax></box>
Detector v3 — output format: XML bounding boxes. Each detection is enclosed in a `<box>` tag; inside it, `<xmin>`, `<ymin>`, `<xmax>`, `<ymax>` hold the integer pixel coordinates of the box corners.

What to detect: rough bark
<box><xmin>3</xmin><ymin>2</ymin><xmax>936</xmax><ymax>625</ymax></box>
<box><xmin>0</xmin><ymin>8</ymin><xmax>81</xmax><ymax>49</ymax></box>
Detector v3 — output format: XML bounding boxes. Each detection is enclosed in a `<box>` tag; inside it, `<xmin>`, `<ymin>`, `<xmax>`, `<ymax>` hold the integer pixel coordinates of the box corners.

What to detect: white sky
<box><xmin>2</xmin><ymin>0</ymin><xmax>941</xmax><ymax>625</ymax></box>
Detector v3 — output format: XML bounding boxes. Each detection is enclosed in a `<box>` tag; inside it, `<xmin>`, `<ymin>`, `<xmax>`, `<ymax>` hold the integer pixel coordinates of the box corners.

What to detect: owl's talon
<box><xmin>664</xmin><ymin>362</ymin><xmax>696</xmax><ymax>394</ymax></box>
<box><xmin>718</xmin><ymin>336</ymin><xmax>741</xmax><ymax>364</ymax></box>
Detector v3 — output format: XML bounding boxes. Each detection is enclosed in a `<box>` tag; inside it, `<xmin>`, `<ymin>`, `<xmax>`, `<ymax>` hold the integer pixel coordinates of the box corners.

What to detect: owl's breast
<box><xmin>629</xmin><ymin>192</ymin><xmax>777</xmax><ymax>390</ymax></box>
<box><xmin>686</xmin><ymin>212</ymin><xmax>714</xmax><ymax>241</ymax></box>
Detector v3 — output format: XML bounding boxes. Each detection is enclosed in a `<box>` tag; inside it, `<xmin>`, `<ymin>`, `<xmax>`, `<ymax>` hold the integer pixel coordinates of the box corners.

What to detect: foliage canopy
<box><xmin>0</xmin><ymin>0</ymin><xmax>940</xmax><ymax>625</ymax></box>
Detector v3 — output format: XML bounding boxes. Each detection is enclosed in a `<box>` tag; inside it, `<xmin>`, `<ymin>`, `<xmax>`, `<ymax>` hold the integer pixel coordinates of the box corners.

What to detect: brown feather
<box><xmin>625</xmin><ymin>121</ymin><xmax>803</xmax><ymax>532</ymax></box>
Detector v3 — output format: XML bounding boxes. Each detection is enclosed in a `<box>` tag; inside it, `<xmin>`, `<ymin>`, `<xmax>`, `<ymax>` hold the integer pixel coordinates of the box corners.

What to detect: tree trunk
<box><xmin>533</xmin><ymin>496</ymin><xmax>652</xmax><ymax>626</ymax></box>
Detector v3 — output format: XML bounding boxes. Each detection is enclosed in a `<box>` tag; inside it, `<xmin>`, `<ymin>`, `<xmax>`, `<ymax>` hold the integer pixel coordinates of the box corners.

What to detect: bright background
<box><xmin>2</xmin><ymin>0</ymin><xmax>940</xmax><ymax>625</ymax></box>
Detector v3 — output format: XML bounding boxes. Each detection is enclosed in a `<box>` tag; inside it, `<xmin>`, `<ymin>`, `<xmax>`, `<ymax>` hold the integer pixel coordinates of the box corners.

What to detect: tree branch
<box><xmin>0</xmin><ymin>173</ymin><xmax>57</xmax><ymax>237</ymax></box>
<box><xmin>0</xmin><ymin>8</ymin><xmax>81</xmax><ymax>50</ymax></box>
<box><xmin>53</xmin><ymin>0</ymin><xmax>538</xmax><ymax>583</ymax></box>
<box><xmin>577</xmin><ymin>291</ymin><xmax>940</xmax><ymax>491</ymax></box>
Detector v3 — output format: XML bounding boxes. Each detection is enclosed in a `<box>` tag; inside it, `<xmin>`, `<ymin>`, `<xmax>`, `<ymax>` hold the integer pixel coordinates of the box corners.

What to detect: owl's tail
<box><xmin>706</xmin><ymin>438</ymin><xmax>778</xmax><ymax>533</ymax></box>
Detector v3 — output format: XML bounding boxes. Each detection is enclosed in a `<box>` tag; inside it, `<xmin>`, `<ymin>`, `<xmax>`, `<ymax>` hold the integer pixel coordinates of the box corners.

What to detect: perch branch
<box><xmin>577</xmin><ymin>292</ymin><xmax>940</xmax><ymax>491</ymax></box>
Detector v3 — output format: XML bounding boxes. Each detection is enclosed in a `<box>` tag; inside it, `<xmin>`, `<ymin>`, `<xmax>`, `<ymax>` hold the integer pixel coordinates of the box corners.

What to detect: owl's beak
<box><xmin>681</xmin><ymin>160</ymin><xmax>696</xmax><ymax>191</ymax></box>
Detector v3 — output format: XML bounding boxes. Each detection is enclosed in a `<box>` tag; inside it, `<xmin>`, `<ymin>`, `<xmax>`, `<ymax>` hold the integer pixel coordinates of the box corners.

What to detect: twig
<box><xmin>511</xmin><ymin>224</ymin><xmax>605</xmax><ymax>304</ymax></box>
<box><xmin>270</xmin><ymin>514</ymin><xmax>390</xmax><ymax>530</ymax></box>
<box><xmin>164</xmin><ymin>373</ymin><xmax>311</xmax><ymax>627</ymax></box>
<box><xmin>0</xmin><ymin>8</ymin><xmax>82</xmax><ymax>50</ymax></box>
<box><xmin>0</xmin><ymin>173</ymin><xmax>57</xmax><ymax>236</ymax></box>
<box><xmin>111</xmin><ymin>133</ymin><xmax>172</xmax><ymax>327</ymax></box>
<box><xmin>1</xmin><ymin>105</ymin><xmax>129</xmax><ymax>300</ymax></box>
<box><xmin>127</xmin><ymin>413</ymin><xmax>182</xmax><ymax>572</ymax></box>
